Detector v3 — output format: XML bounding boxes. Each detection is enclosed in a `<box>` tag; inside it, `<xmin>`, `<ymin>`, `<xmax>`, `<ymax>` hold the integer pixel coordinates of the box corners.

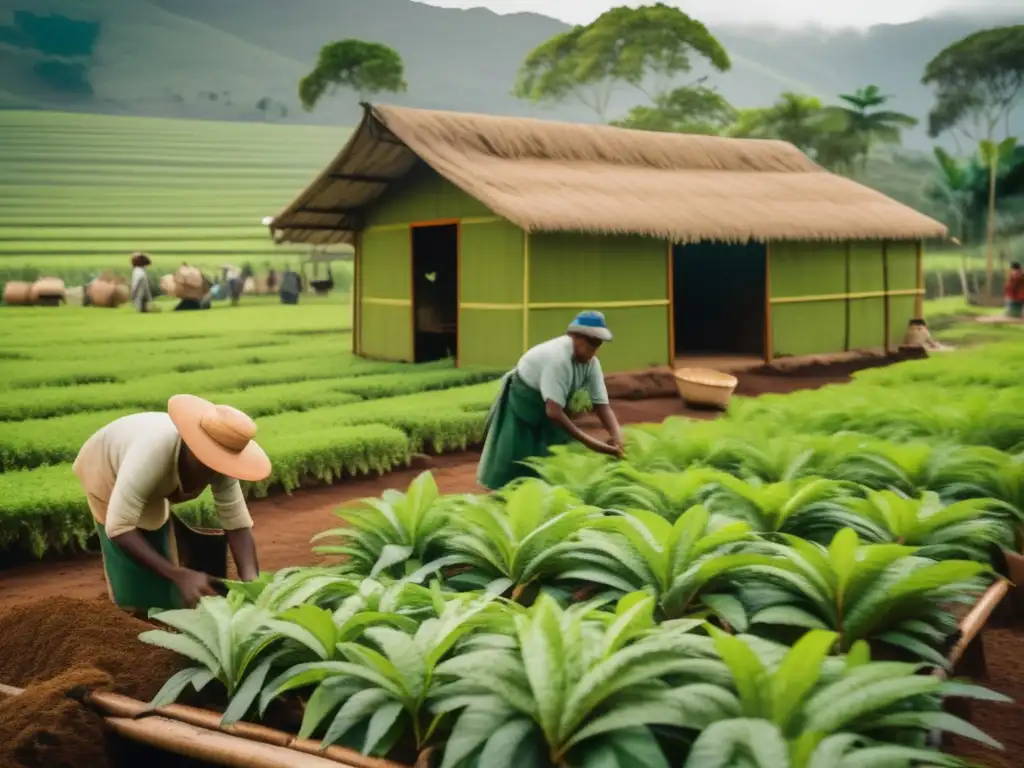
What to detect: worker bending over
<box><xmin>477</xmin><ymin>310</ymin><xmax>624</xmax><ymax>491</ymax></box>
<box><xmin>73</xmin><ymin>396</ymin><xmax>271</xmax><ymax>612</ymax></box>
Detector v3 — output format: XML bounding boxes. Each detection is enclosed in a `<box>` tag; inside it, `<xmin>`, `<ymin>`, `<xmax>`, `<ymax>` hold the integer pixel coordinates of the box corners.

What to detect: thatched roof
<box><xmin>269</xmin><ymin>104</ymin><xmax>947</xmax><ymax>245</ymax></box>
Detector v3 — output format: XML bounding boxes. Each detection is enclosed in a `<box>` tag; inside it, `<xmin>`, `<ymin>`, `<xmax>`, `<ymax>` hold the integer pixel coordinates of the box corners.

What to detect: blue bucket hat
<box><xmin>567</xmin><ymin>310</ymin><xmax>612</xmax><ymax>342</ymax></box>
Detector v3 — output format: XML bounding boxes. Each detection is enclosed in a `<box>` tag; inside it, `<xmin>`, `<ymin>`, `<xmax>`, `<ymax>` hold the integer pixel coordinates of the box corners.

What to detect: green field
<box><xmin>0</xmin><ymin>110</ymin><xmax>353</xmax><ymax>284</ymax></box>
<box><xmin>0</xmin><ymin>295</ymin><xmax>502</xmax><ymax>557</ymax></box>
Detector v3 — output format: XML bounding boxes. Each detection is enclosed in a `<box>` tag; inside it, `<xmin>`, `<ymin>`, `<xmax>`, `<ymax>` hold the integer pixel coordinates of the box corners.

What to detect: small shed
<box><xmin>269</xmin><ymin>104</ymin><xmax>947</xmax><ymax>372</ymax></box>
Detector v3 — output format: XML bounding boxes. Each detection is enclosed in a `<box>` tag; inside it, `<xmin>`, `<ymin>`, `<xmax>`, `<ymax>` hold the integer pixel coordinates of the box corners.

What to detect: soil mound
<box><xmin>0</xmin><ymin>667</ymin><xmax>114</xmax><ymax>768</ymax></box>
<box><xmin>0</xmin><ymin>596</ymin><xmax>183</xmax><ymax>700</ymax></box>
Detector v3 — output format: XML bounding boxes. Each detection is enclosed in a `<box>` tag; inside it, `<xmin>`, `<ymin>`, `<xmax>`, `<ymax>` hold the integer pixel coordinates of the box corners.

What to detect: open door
<box><xmin>673</xmin><ymin>241</ymin><xmax>766</xmax><ymax>358</ymax></box>
<box><xmin>412</xmin><ymin>223</ymin><xmax>458</xmax><ymax>362</ymax></box>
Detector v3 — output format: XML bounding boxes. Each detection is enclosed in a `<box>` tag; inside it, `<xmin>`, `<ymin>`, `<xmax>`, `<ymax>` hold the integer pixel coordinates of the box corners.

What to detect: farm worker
<box><xmin>477</xmin><ymin>310</ymin><xmax>624</xmax><ymax>491</ymax></box>
<box><xmin>72</xmin><ymin>396</ymin><xmax>271</xmax><ymax>612</ymax></box>
<box><xmin>130</xmin><ymin>252</ymin><xmax>153</xmax><ymax>313</ymax></box>
<box><xmin>1004</xmin><ymin>261</ymin><xmax>1024</xmax><ymax>318</ymax></box>
<box><xmin>222</xmin><ymin>264</ymin><xmax>244</xmax><ymax>306</ymax></box>
<box><xmin>279</xmin><ymin>266</ymin><xmax>302</xmax><ymax>305</ymax></box>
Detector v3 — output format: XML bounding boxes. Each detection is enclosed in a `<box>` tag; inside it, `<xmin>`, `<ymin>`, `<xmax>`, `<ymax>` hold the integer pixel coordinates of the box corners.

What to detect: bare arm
<box><xmin>545</xmin><ymin>400</ymin><xmax>617</xmax><ymax>456</ymax></box>
<box><xmin>225</xmin><ymin>527</ymin><xmax>259</xmax><ymax>581</ymax></box>
<box><xmin>595</xmin><ymin>403</ymin><xmax>624</xmax><ymax>447</ymax></box>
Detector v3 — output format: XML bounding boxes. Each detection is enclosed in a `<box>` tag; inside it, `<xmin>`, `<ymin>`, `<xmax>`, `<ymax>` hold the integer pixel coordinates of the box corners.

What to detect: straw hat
<box><xmin>168</xmin><ymin>395</ymin><xmax>271</xmax><ymax>482</ymax></box>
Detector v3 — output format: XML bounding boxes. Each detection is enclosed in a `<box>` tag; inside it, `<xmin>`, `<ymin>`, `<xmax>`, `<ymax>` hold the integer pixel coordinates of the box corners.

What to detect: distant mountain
<box><xmin>0</xmin><ymin>0</ymin><xmax>1021</xmax><ymax>149</ymax></box>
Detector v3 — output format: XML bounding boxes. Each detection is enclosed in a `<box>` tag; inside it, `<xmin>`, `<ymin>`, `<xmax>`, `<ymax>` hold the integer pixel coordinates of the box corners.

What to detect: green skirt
<box><xmin>96</xmin><ymin>521</ymin><xmax>180</xmax><ymax>612</ymax></box>
<box><xmin>476</xmin><ymin>372</ymin><xmax>570</xmax><ymax>491</ymax></box>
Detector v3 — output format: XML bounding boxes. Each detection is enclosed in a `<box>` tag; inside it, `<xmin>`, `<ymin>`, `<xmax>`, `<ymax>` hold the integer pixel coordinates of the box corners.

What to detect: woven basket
<box><xmin>673</xmin><ymin>367</ymin><xmax>739</xmax><ymax>409</ymax></box>
<box><xmin>174</xmin><ymin>266</ymin><xmax>207</xmax><ymax>300</ymax></box>
<box><xmin>159</xmin><ymin>274</ymin><xmax>178</xmax><ymax>297</ymax></box>
<box><xmin>29</xmin><ymin>277</ymin><xmax>66</xmax><ymax>303</ymax></box>
<box><xmin>2</xmin><ymin>281</ymin><xmax>32</xmax><ymax>305</ymax></box>
<box><xmin>88</xmin><ymin>279</ymin><xmax>129</xmax><ymax>308</ymax></box>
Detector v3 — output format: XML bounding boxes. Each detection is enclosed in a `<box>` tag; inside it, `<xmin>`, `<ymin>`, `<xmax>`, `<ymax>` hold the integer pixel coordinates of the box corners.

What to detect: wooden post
<box><xmin>763</xmin><ymin>243</ymin><xmax>773</xmax><ymax>363</ymax></box>
<box><xmin>844</xmin><ymin>242</ymin><xmax>851</xmax><ymax>352</ymax></box>
<box><xmin>914</xmin><ymin>240</ymin><xmax>924</xmax><ymax>318</ymax></box>
<box><xmin>522</xmin><ymin>231</ymin><xmax>531</xmax><ymax>352</ymax></box>
<box><xmin>666</xmin><ymin>240</ymin><xmax>675</xmax><ymax>366</ymax></box>
<box><xmin>882</xmin><ymin>240</ymin><xmax>890</xmax><ymax>353</ymax></box>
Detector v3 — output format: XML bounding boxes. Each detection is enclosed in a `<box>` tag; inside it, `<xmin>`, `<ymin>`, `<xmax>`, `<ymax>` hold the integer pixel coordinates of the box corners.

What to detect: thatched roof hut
<box><xmin>270</xmin><ymin>105</ymin><xmax>947</xmax><ymax>371</ymax></box>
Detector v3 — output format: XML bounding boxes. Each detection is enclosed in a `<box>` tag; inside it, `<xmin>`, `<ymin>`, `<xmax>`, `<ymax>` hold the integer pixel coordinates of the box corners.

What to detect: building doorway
<box><xmin>412</xmin><ymin>223</ymin><xmax>458</xmax><ymax>362</ymax></box>
<box><xmin>673</xmin><ymin>241</ymin><xmax>767</xmax><ymax>359</ymax></box>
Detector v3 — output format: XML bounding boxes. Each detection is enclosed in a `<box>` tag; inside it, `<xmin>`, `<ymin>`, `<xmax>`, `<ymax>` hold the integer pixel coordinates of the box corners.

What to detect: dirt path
<box><xmin>0</xmin><ymin>364</ymin><xmax>860</xmax><ymax>611</ymax></box>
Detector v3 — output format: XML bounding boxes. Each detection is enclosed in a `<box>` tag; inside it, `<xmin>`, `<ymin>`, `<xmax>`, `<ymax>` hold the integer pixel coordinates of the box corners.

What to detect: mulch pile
<box><xmin>946</xmin><ymin>626</ymin><xmax>1024</xmax><ymax>768</ymax></box>
<box><xmin>0</xmin><ymin>597</ymin><xmax>186</xmax><ymax>768</ymax></box>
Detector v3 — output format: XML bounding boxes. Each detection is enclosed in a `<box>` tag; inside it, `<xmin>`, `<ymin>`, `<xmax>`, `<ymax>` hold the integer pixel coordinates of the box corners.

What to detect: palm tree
<box><xmin>825</xmin><ymin>85</ymin><xmax>918</xmax><ymax>170</ymax></box>
<box><xmin>925</xmin><ymin>147</ymin><xmax>974</xmax><ymax>243</ymax></box>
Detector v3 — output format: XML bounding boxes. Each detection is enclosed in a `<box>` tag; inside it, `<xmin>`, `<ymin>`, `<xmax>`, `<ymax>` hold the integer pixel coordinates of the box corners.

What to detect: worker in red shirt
<box><xmin>1005</xmin><ymin>261</ymin><xmax>1024</xmax><ymax>318</ymax></box>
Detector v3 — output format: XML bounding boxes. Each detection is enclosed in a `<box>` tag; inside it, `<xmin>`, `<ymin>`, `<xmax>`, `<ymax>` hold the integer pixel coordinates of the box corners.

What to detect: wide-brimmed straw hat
<box><xmin>567</xmin><ymin>310</ymin><xmax>613</xmax><ymax>342</ymax></box>
<box><xmin>168</xmin><ymin>395</ymin><xmax>271</xmax><ymax>482</ymax></box>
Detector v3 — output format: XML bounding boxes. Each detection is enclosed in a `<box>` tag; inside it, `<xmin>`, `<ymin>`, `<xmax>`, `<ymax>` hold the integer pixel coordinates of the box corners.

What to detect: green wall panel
<box><xmin>528</xmin><ymin>306</ymin><xmax>669</xmax><ymax>373</ymax></box>
<box><xmin>360</xmin><ymin>303</ymin><xmax>413</xmax><ymax>361</ymax></box>
<box><xmin>887</xmin><ymin>242</ymin><xmax>918</xmax><ymax>290</ymax></box>
<box><xmin>848</xmin><ymin>242</ymin><xmax>885</xmax><ymax>350</ymax></box>
<box><xmin>528</xmin><ymin>233</ymin><xmax>668</xmax><ymax>303</ymax></box>
<box><xmin>365</xmin><ymin>166</ymin><xmax>492</xmax><ymax>226</ymax></box>
<box><xmin>770</xmin><ymin>242</ymin><xmax>846</xmax><ymax>357</ymax></box>
<box><xmin>461</xmin><ymin>221</ymin><xmax>524</xmax><ymax>305</ymax></box>
<box><xmin>361</xmin><ymin>228</ymin><xmax>410</xmax><ymax>299</ymax></box>
<box><xmin>459</xmin><ymin>309</ymin><xmax>522</xmax><ymax>369</ymax></box>
<box><xmin>889</xmin><ymin>296</ymin><xmax>916</xmax><ymax>345</ymax></box>
<box><xmin>770</xmin><ymin>242</ymin><xmax>846</xmax><ymax>297</ymax></box>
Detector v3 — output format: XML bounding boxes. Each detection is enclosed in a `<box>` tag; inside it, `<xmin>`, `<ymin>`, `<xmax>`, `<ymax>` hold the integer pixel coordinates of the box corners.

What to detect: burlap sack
<box><xmin>173</xmin><ymin>266</ymin><xmax>207</xmax><ymax>300</ymax></box>
<box><xmin>159</xmin><ymin>274</ymin><xmax>178</xmax><ymax>297</ymax></box>
<box><xmin>29</xmin><ymin>277</ymin><xmax>66</xmax><ymax>303</ymax></box>
<box><xmin>88</xmin><ymin>279</ymin><xmax>129</xmax><ymax>308</ymax></box>
<box><xmin>2</xmin><ymin>281</ymin><xmax>32</xmax><ymax>305</ymax></box>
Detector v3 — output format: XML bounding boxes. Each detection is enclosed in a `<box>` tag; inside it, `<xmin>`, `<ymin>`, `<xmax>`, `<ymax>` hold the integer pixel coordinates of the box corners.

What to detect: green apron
<box><xmin>96</xmin><ymin>521</ymin><xmax>180</xmax><ymax>612</ymax></box>
<box><xmin>476</xmin><ymin>372</ymin><xmax>571</xmax><ymax>491</ymax></box>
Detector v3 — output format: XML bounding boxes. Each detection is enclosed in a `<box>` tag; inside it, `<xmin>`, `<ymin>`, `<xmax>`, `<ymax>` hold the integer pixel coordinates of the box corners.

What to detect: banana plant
<box><xmin>423</xmin><ymin>479</ymin><xmax>605</xmax><ymax>600</ymax></box>
<box><xmin>843</xmin><ymin>489</ymin><xmax>1018</xmax><ymax>561</ymax></box>
<box><xmin>259</xmin><ymin>594</ymin><xmax>503</xmax><ymax>759</ymax></box>
<box><xmin>570</xmin><ymin>504</ymin><xmax>774</xmax><ymax>620</ymax></box>
<box><xmin>702</xmin><ymin>475</ymin><xmax>881</xmax><ymax>543</ymax></box>
<box><xmin>312</xmin><ymin>470</ymin><xmax>450</xmax><ymax>579</ymax></box>
<box><xmin>683</xmin><ymin>628</ymin><xmax>1007</xmax><ymax>767</ymax></box>
<box><xmin>430</xmin><ymin>593</ymin><xmax>736</xmax><ymax>768</ymax></box>
<box><xmin>732</xmin><ymin>528</ymin><xmax>993</xmax><ymax>664</ymax></box>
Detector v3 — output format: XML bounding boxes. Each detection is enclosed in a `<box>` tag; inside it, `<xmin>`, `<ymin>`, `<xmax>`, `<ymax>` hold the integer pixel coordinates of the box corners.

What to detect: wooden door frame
<box><xmin>409</xmin><ymin>218</ymin><xmax>462</xmax><ymax>365</ymax></box>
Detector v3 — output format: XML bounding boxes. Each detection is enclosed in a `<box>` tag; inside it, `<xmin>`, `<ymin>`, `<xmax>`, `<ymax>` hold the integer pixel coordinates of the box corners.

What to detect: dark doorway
<box><xmin>673</xmin><ymin>241</ymin><xmax>767</xmax><ymax>356</ymax></box>
<box><xmin>412</xmin><ymin>223</ymin><xmax>458</xmax><ymax>362</ymax></box>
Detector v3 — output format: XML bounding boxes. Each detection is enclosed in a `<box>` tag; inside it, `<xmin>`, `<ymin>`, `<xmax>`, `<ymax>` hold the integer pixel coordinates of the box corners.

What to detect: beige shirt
<box><xmin>73</xmin><ymin>412</ymin><xmax>253</xmax><ymax>539</ymax></box>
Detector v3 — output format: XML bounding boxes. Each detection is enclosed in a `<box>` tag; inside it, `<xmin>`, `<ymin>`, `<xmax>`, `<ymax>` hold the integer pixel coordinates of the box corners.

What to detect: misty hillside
<box><xmin>0</xmin><ymin>0</ymin><xmax>1021</xmax><ymax>148</ymax></box>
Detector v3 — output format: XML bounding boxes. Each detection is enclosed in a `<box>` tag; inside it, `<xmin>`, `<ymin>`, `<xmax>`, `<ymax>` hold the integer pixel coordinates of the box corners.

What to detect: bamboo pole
<box><xmin>0</xmin><ymin>685</ymin><xmax>406</xmax><ymax>768</ymax></box>
<box><xmin>947</xmin><ymin>579</ymin><xmax>1009</xmax><ymax>669</ymax></box>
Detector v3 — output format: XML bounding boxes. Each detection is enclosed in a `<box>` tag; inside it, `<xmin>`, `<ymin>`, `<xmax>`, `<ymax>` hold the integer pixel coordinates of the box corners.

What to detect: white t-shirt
<box><xmin>73</xmin><ymin>412</ymin><xmax>253</xmax><ymax>538</ymax></box>
<box><xmin>515</xmin><ymin>335</ymin><xmax>609</xmax><ymax>407</ymax></box>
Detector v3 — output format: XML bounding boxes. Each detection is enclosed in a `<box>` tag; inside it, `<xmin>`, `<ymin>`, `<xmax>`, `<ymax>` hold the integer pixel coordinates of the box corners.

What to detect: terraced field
<box><xmin>0</xmin><ymin>110</ymin><xmax>352</xmax><ymax>286</ymax></box>
<box><xmin>0</xmin><ymin>296</ymin><xmax>502</xmax><ymax>558</ymax></box>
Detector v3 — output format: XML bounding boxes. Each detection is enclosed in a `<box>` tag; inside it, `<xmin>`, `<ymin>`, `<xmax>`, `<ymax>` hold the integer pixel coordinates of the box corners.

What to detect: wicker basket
<box><xmin>673</xmin><ymin>367</ymin><xmax>739</xmax><ymax>409</ymax></box>
<box><xmin>29</xmin><ymin>276</ymin><xmax>66</xmax><ymax>304</ymax></box>
<box><xmin>88</xmin><ymin>279</ymin><xmax>129</xmax><ymax>308</ymax></box>
<box><xmin>2</xmin><ymin>281</ymin><xmax>32</xmax><ymax>305</ymax></box>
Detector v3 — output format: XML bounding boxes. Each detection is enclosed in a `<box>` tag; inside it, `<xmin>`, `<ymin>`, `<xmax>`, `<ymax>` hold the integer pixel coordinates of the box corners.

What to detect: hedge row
<box><xmin>0</xmin><ymin>379</ymin><xmax>502</xmax><ymax>472</ymax></box>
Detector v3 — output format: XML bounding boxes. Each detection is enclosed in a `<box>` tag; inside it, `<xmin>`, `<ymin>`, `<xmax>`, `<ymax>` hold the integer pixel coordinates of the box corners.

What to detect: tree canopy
<box><xmin>513</xmin><ymin>3</ymin><xmax>729</xmax><ymax>121</ymax></box>
<box><xmin>612</xmin><ymin>82</ymin><xmax>734</xmax><ymax>133</ymax></box>
<box><xmin>299</xmin><ymin>39</ymin><xmax>406</xmax><ymax>112</ymax></box>
<box><xmin>922</xmin><ymin>25</ymin><xmax>1024</xmax><ymax>141</ymax></box>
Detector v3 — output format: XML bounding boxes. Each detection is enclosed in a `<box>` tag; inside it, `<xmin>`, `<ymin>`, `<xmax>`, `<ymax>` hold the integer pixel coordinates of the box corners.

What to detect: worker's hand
<box><xmin>171</xmin><ymin>568</ymin><xmax>219</xmax><ymax>608</ymax></box>
<box><xmin>606</xmin><ymin>441</ymin><xmax>625</xmax><ymax>460</ymax></box>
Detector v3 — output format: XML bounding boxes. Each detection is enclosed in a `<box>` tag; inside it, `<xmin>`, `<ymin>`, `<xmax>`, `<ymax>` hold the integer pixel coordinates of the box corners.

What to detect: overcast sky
<box><xmin>417</xmin><ymin>0</ymin><xmax>1017</xmax><ymax>29</ymax></box>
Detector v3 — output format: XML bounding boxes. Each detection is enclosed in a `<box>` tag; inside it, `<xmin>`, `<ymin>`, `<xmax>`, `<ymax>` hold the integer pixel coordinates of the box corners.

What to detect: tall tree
<box><xmin>514</xmin><ymin>4</ymin><xmax>729</xmax><ymax>122</ymax></box>
<box><xmin>299</xmin><ymin>39</ymin><xmax>406</xmax><ymax>112</ymax></box>
<box><xmin>978</xmin><ymin>137</ymin><xmax>1019</xmax><ymax>293</ymax></box>
<box><xmin>823</xmin><ymin>85</ymin><xmax>918</xmax><ymax>170</ymax></box>
<box><xmin>925</xmin><ymin>147</ymin><xmax>974</xmax><ymax>244</ymax></box>
<box><xmin>922</xmin><ymin>25</ymin><xmax>1024</xmax><ymax>147</ymax></box>
<box><xmin>612</xmin><ymin>82</ymin><xmax>734</xmax><ymax>134</ymax></box>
